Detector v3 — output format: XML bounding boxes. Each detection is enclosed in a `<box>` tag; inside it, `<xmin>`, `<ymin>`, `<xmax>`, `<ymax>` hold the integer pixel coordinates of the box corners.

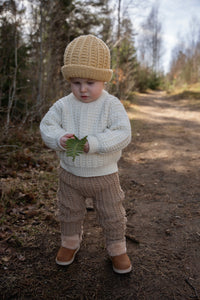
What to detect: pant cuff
<box><xmin>107</xmin><ymin>240</ymin><xmax>127</xmax><ymax>256</ymax></box>
<box><xmin>61</xmin><ymin>234</ymin><xmax>81</xmax><ymax>250</ymax></box>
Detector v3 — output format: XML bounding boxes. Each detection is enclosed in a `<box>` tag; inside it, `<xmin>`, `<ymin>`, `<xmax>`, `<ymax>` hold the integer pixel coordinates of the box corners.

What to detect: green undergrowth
<box><xmin>167</xmin><ymin>83</ymin><xmax>200</xmax><ymax>99</ymax></box>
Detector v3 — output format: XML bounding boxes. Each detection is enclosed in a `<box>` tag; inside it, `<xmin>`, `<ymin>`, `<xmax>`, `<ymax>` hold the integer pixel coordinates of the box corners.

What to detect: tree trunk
<box><xmin>116</xmin><ymin>0</ymin><xmax>121</xmax><ymax>98</ymax></box>
<box><xmin>36</xmin><ymin>1</ymin><xmax>43</xmax><ymax>109</ymax></box>
<box><xmin>5</xmin><ymin>24</ymin><xmax>18</xmax><ymax>133</ymax></box>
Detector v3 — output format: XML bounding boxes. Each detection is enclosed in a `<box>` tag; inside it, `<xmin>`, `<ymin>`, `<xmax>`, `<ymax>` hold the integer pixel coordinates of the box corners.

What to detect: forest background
<box><xmin>1</xmin><ymin>0</ymin><xmax>200</xmax><ymax>131</ymax></box>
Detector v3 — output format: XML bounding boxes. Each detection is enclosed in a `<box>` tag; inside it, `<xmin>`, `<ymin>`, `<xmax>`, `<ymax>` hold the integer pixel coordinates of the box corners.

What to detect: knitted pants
<box><xmin>57</xmin><ymin>167</ymin><xmax>127</xmax><ymax>256</ymax></box>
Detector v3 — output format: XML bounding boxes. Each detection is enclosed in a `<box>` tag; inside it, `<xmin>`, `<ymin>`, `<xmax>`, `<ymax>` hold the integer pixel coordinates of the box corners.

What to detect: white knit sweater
<box><xmin>40</xmin><ymin>90</ymin><xmax>131</xmax><ymax>177</ymax></box>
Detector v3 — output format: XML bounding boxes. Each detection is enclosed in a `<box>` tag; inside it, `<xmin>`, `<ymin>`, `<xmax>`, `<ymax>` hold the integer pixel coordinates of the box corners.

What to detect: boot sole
<box><xmin>113</xmin><ymin>264</ymin><xmax>132</xmax><ymax>274</ymax></box>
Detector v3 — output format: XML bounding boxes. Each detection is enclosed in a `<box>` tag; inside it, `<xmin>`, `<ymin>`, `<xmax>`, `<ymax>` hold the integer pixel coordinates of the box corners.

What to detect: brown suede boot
<box><xmin>56</xmin><ymin>246</ymin><xmax>80</xmax><ymax>266</ymax></box>
<box><xmin>111</xmin><ymin>253</ymin><xmax>132</xmax><ymax>274</ymax></box>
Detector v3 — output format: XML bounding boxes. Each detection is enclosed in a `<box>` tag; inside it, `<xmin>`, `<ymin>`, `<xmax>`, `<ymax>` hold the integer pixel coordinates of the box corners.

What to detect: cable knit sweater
<box><xmin>40</xmin><ymin>90</ymin><xmax>131</xmax><ymax>177</ymax></box>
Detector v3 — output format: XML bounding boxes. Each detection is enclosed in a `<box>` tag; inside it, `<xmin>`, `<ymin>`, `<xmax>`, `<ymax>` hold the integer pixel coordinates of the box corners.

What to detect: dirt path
<box><xmin>1</xmin><ymin>91</ymin><xmax>200</xmax><ymax>299</ymax></box>
<box><xmin>119</xmin><ymin>91</ymin><xmax>200</xmax><ymax>299</ymax></box>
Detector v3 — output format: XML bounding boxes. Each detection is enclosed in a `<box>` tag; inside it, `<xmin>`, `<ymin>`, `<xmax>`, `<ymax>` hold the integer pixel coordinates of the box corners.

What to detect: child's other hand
<box><xmin>60</xmin><ymin>133</ymin><xmax>74</xmax><ymax>148</ymax></box>
<box><xmin>84</xmin><ymin>141</ymin><xmax>89</xmax><ymax>153</ymax></box>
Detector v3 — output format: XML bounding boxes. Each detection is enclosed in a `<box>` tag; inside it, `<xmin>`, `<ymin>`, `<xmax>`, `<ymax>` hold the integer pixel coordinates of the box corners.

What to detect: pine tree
<box><xmin>0</xmin><ymin>0</ymin><xmax>29</xmax><ymax>128</ymax></box>
<box><xmin>110</xmin><ymin>16</ymin><xmax>137</xmax><ymax>99</ymax></box>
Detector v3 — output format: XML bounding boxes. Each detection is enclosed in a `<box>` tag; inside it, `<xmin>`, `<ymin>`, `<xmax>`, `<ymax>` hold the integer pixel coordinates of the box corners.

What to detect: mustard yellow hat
<box><xmin>61</xmin><ymin>34</ymin><xmax>113</xmax><ymax>82</ymax></box>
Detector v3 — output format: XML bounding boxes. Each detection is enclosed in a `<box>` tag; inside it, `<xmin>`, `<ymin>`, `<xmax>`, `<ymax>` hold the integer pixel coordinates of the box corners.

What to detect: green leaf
<box><xmin>65</xmin><ymin>135</ymin><xmax>88</xmax><ymax>161</ymax></box>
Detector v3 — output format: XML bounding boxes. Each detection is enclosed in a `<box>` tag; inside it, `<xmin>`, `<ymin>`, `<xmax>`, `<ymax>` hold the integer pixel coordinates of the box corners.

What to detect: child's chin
<box><xmin>80</xmin><ymin>97</ymin><xmax>94</xmax><ymax>103</ymax></box>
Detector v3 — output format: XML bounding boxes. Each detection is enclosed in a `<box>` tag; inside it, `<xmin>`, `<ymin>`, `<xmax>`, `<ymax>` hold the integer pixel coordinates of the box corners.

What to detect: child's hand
<box><xmin>84</xmin><ymin>141</ymin><xmax>89</xmax><ymax>153</ymax></box>
<box><xmin>60</xmin><ymin>133</ymin><xmax>74</xmax><ymax>148</ymax></box>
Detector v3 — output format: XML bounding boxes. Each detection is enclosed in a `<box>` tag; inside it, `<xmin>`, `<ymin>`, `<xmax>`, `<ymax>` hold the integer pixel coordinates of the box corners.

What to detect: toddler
<box><xmin>40</xmin><ymin>34</ymin><xmax>132</xmax><ymax>274</ymax></box>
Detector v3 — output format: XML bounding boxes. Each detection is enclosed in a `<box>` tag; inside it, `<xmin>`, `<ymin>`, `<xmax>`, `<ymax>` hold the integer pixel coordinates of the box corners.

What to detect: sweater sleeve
<box><xmin>40</xmin><ymin>100</ymin><xmax>67</xmax><ymax>151</ymax></box>
<box><xmin>87</xmin><ymin>98</ymin><xmax>131</xmax><ymax>154</ymax></box>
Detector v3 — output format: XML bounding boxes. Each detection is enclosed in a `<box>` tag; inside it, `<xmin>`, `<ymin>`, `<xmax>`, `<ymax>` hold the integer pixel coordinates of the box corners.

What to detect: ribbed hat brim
<box><xmin>61</xmin><ymin>64</ymin><xmax>113</xmax><ymax>82</ymax></box>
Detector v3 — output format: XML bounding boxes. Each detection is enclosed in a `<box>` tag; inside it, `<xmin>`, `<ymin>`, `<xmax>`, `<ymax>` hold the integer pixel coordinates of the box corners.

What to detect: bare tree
<box><xmin>137</xmin><ymin>2</ymin><xmax>163</xmax><ymax>73</ymax></box>
<box><xmin>169</xmin><ymin>16</ymin><xmax>200</xmax><ymax>86</ymax></box>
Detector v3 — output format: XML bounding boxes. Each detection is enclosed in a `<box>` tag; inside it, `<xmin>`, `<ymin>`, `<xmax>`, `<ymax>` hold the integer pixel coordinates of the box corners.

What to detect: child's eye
<box><xmin>87</xmin><ymin>81</ymin><xmax>94</xmax><ymax>85</ymax></box>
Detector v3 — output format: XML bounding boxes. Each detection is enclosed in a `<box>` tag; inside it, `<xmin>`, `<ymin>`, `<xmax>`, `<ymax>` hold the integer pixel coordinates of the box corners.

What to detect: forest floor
<box><xmin>0</xmin><ymin>90</ymin><xmax>200</xmax><ymax>299</ymax></box>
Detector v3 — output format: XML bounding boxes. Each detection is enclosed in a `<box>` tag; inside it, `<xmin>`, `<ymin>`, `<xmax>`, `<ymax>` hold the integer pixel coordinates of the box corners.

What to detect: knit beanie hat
<box><xmin>61</xmin><ymin>34</ymin><xmax>113</xmax><ymax>82</ymax></box>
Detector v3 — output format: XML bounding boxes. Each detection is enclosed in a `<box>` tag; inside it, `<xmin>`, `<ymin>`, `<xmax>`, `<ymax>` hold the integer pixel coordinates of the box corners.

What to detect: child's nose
<box><xmin>80</xmin><ymin>83</ymin><xmax>87</xmax><ymax>92</ymax></box>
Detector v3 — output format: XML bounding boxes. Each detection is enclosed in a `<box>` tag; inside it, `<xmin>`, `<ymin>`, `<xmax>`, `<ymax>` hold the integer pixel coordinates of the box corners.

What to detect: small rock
<box><xmin>165</xmin><ymin>229</ymin><xmax>171</xmax><ymax>236</ymax></box>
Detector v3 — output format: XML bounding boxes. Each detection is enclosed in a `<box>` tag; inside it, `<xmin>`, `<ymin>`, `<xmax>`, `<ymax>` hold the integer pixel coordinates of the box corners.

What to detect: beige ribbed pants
<box><xmin>57</xmin><ymin>167</ymin><xmax>127</xmax><ymax>256</ymax></box>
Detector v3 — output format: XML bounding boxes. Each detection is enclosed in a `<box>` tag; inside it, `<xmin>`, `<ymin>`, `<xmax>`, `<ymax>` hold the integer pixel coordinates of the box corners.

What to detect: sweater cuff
<box><xmin>87</xmin><ymin>136</ymin><xmax>99</xmax><ymax>153</ymax></box>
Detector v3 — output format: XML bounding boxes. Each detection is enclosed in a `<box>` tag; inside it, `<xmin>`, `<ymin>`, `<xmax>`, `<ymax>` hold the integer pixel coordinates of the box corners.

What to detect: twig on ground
<box><xmin>185</xmin><ymin>278</ymin><xmax>199</xmax><ymax>299</ymax></box>
<box><xmin>125</xmin><ymin>233</ymin><xmax>140</xmax><ymax>244</ymax></box>
<box><xmin>0</xmin><ymin>145</ymin><xmax>19</xmax><ymax>148</ymax></box>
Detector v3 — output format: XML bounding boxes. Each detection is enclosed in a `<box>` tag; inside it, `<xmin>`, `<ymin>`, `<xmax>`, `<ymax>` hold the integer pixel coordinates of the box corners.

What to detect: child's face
<box><xmin>70</xmin><ymin>78</ymin><xmax>104</xmax><ymax>103</ymax></box>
